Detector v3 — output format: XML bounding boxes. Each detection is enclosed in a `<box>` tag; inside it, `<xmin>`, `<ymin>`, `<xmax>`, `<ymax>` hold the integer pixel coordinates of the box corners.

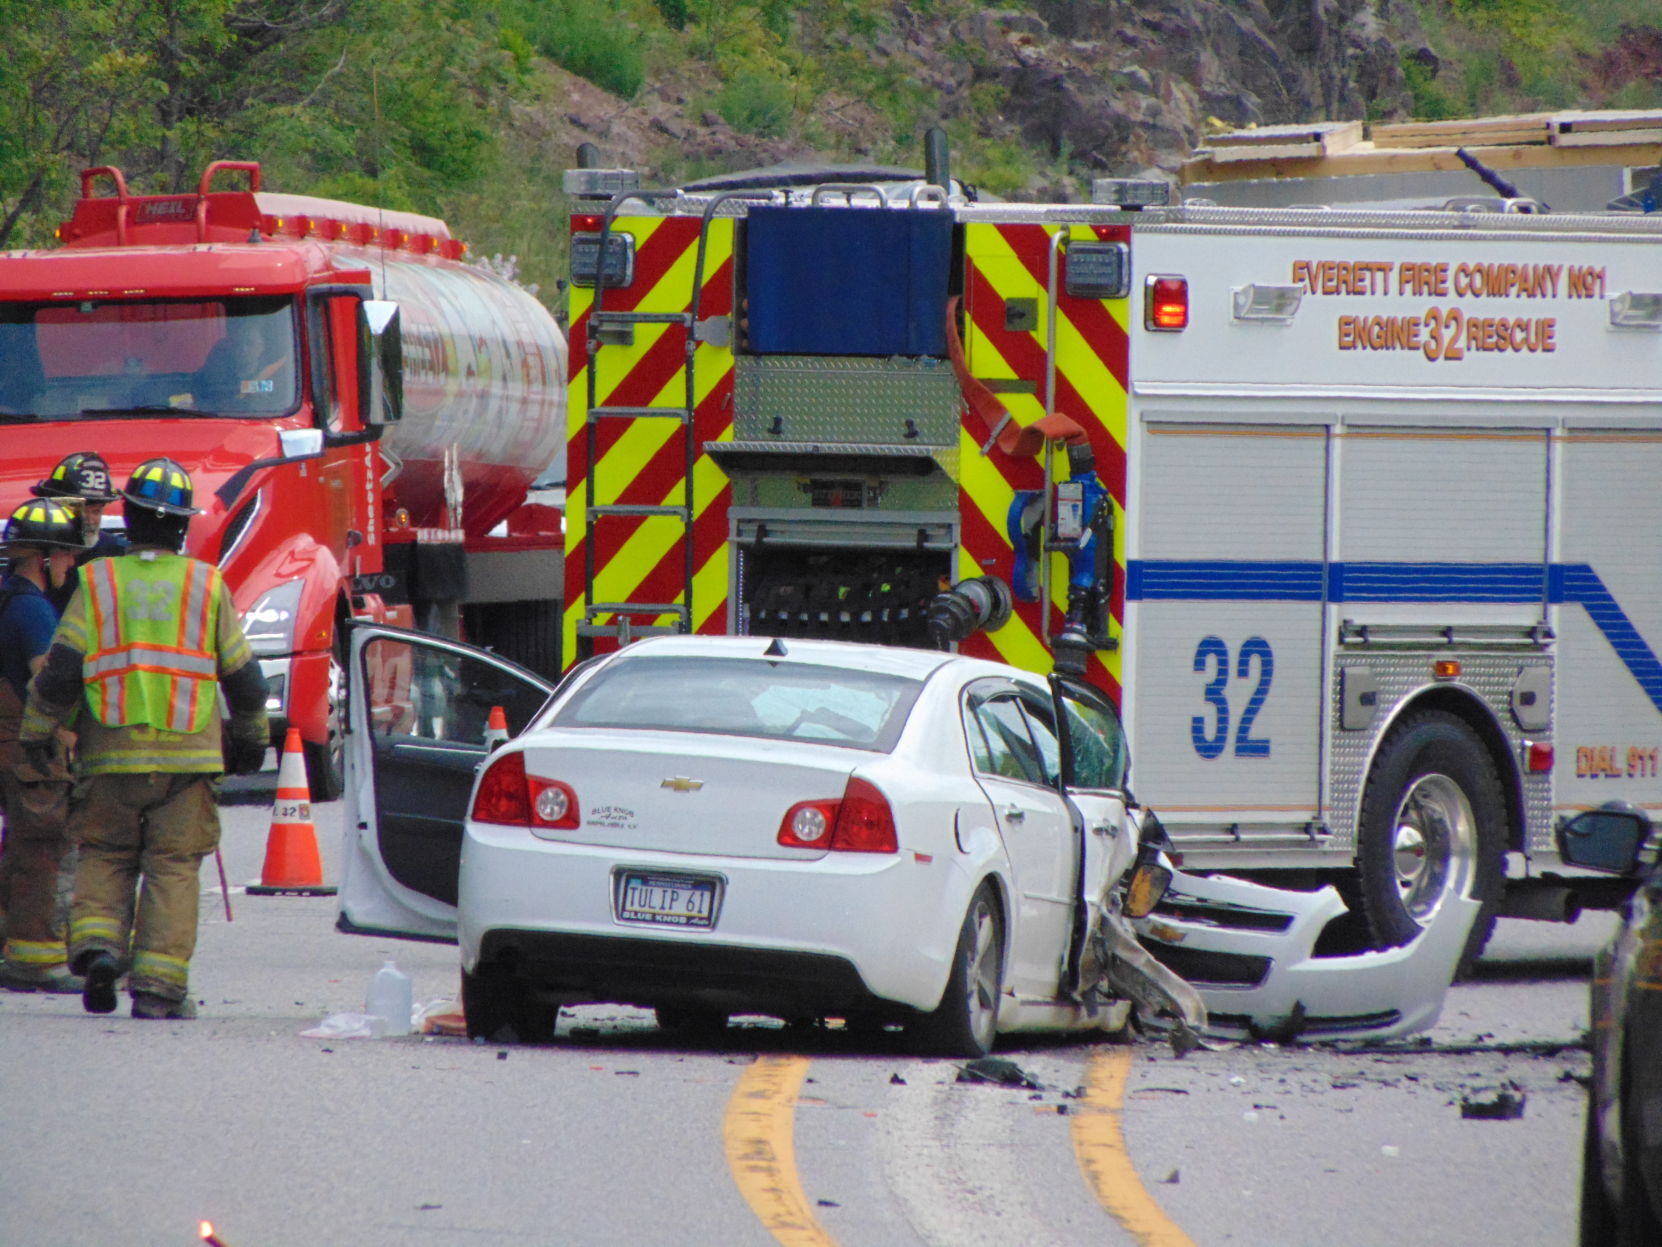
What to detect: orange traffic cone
<box><xmin>484</xmin><ymin>705</ymin><xmax>509</xmax><ymax>751</ymax></box>
<box><xmin>247</xmin><ymin>728</ymin><xmax>337</xmax><ymax>897</ymax></box>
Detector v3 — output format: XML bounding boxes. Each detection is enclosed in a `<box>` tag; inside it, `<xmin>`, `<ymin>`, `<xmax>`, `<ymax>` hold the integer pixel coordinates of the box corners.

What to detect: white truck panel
<box><xmin>1133</xmin><ymin>222</ymin><xmax>1658</xmax><ymax>394</ymax></box>
<box><xmin>1333</xmin><ymin>425</ymin><xmax>1547</xmax><ymax>628</ymax></box>
<box><xmin>1553</xmin><ymin>433</ymin><xmax>1662</xmax><ymax>816</ymax></box>
<box><xmin>1130</xmin><ymin>421</ymin><xmax>1324</xmax><ymax>837</ymax></box>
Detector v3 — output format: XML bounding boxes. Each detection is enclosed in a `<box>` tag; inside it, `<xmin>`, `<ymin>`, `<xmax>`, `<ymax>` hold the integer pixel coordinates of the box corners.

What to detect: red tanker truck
<box><xmin>0</xmin><ymin>162</ymin><xmax>567</xmax><ymax>797</ymax></box>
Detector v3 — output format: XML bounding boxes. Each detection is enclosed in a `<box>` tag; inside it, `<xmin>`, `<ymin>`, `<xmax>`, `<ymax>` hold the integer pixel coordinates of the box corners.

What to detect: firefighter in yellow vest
<box><xmin>19</xmin><ymin>458</ymin><xmax>269</xmax><ymax>1020</ymax></box>
<box><xmin>0</xmin><ymin>498</ymin><xmax>84</xmax><ymax>992</ymax></box>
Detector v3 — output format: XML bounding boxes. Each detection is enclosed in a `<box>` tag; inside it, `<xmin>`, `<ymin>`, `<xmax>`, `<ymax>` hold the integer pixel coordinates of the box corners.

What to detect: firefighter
<box><xmin>0</xmin><ymin>498</ymin><xmax>84</xmax><ymax>992</ymax></box>
<box><xmin>32</xmin><ymin>450</ymin><xmax>129</xmax><ymax>612</ymax></box>
<box><xmin>19</xmin><ymin>458</ymin><xmax>269</xmax><ymax>1020</ymax></box>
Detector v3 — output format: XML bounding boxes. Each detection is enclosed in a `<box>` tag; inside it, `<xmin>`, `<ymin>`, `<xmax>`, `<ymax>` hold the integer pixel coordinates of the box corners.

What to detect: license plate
<box><xmin>615</xmin><ymin>871</ymin><xmax>720</xmax><ymax>929</ymax></box>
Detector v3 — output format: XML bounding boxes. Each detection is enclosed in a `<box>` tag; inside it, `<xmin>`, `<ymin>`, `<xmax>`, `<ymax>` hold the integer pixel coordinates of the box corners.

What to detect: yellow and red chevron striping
<box><xmin>565</xmin><ymin>214</ymin><xmax>738</xmax><ymax>656</ymax></box>
<box><xmin>957</xmin><ymin>220</ymin><xmax>1128</xmax><ymax>695</ymax></box>
<box><xmin>962</xmin><ymin>260</ymin><xmax>1127</xmax><ymax>504</ymax></box>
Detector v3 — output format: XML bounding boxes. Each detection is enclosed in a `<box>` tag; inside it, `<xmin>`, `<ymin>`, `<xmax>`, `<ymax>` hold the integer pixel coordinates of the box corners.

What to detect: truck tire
<box><xmin>302</xmin><ymin>653</ymin><xmax>345</xmax><ymax>802</ymax></box>
<box><xmin>1354</xmin><ymin>709</ymin><xmax>1505</xmax><ymax>974</ymax></box>
<box><xmin>911</xmin><ymin>883</ymin><xmax>1004</xmax><ymax>1058</ymax></box>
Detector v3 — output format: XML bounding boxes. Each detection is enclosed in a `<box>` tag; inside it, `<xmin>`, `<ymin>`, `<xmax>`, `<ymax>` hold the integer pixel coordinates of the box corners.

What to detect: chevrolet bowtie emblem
<box><xmin>661</xmin><ymin>776</ymin><xmax>705</xmax><ymax>793</ymax></box>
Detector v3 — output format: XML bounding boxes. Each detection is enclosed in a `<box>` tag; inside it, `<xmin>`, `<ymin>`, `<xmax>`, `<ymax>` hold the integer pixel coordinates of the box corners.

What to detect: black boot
<box><xmin>80</xmin><ymin>952</ymin><xmax>119</xmax><ymax>1015</ymax></box>
<box><xmin>132</xmin><ymin>992</ymin><xmax>197</xmax><ymax>1020</ymax></box>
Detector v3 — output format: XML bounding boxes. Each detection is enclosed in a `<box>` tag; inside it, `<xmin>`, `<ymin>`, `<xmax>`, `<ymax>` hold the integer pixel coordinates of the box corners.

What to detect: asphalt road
<box><xmin>0</xmin><ymin>770</ymin><xmax>1613</xmax><ymax>1247</ymax></box>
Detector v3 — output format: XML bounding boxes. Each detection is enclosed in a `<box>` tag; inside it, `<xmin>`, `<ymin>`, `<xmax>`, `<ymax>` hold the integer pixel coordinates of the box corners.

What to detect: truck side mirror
<box><xmin>1557</xmin><ymin>806</ymin><xmax>1652</xmax><ymax>874</ymax></box>
<box><xmin>359</xmin><ymin>299</ymin><xmax>403</xmax><ymax>425</ymax></box>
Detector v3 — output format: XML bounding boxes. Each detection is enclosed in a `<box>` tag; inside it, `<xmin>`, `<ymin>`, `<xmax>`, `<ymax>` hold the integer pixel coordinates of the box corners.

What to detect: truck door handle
<box><xmin>1001</xmin><ymin>805</ymin><xmax>1025</xmax><ymax>823</ymax></box>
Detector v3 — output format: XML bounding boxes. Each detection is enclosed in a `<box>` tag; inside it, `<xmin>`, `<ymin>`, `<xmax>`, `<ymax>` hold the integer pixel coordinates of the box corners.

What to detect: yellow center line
<box><xmin>723</xmin><ymin>1054</ymin><xmax>840</xmax><ymax>1247</ymax></box>
<box><xmin>1071</xmin><ymin>1048</ymin><xmax>1197</xmax><ymax>1247</ymax></box>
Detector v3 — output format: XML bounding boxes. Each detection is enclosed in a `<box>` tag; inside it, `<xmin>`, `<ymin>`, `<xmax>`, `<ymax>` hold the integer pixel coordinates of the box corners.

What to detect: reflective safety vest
<box><xmin>82</xmin><ymin>555</ymin><xmax>221</xmax><ymax>734</ymax></box>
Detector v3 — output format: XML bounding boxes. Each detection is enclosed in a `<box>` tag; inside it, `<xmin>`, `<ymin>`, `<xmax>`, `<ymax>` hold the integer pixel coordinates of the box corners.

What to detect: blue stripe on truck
<box><xmin>1126</xmin><ymin>559</ymin><xmax>1662</xmax><ymax>713</ymax></box>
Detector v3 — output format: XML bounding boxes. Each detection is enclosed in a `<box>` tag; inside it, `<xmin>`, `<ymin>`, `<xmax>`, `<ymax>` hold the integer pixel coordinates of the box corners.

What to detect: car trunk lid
<box><xmin>519</xmin><ymin>730</ymin><xmax>862</xmax><ymax>859</ymax></box>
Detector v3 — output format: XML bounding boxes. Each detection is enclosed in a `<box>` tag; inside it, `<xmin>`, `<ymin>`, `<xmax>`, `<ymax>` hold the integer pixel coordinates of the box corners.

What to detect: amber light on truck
<box><xmin>1145</xmin><ymin>275</ymin><xmax>1188</xmax><ymax>331</ymax></box>
<box><xmin>472</xmin><ymin>751</ymin><xmax>580</xmax><ymax>830</ymax></box>
<box><xmin>778</xmin><ymin>777</ymin><xmax>898</xmax><ymax>852</ymax></box>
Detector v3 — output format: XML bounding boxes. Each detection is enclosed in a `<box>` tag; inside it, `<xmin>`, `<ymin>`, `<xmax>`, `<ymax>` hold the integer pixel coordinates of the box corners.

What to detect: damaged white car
<box><xmin>335</xmin><ymin>628</ymin><xmax>1455</xmax><ymax>1050</ymax></box>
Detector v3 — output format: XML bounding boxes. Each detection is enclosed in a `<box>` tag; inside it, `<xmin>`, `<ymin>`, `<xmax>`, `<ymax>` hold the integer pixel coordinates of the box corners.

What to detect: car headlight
<box><xmin>242</xmin><ymin>579</ymin><xmax>303</xmax><ymax>656</ymax></box>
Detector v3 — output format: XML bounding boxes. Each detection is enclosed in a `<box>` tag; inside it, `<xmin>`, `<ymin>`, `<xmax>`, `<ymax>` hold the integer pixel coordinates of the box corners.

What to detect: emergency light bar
<box><xmin>561</xmin><ymin>168</ymin><xmax>642</xmax><ymax>199</ymax></box>
<box><xmin>1092</xmin><ymin>178</ymin><xmax>1172</xmax><ymax>208</ymax></box>
<box><xmin>1609</xmin><ymin>291</ymin><xmax>1662</xmax><ymax>329</ymax></box>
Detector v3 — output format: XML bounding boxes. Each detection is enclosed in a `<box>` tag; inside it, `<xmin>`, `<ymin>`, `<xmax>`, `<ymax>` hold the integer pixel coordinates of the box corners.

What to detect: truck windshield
<box><xmin>0</xmin><ymin>295</ymin><xmax>298</xmax><ymax>419</ymax></box>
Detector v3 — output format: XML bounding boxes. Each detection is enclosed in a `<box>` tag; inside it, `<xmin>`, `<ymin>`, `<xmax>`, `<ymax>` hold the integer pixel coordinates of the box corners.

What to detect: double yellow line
<box><xmin>722</xmin><ymin>1049</ymin><xmax>1194</xmax><ymax>1246</ymax></box>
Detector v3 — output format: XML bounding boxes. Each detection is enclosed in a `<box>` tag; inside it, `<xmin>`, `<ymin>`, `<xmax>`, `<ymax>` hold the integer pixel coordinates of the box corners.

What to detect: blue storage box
<box><xmin>743</xmin><ymin>206</ymin><xmax>952</xmax><ymax>357</ymax></box>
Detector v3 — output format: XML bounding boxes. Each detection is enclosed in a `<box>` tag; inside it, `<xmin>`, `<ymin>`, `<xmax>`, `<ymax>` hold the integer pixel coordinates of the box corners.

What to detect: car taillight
<box><xmin>472</xmin><ymin>753</ymin><xmax>581</xmax><ymax>830</ymax></box>
<box><xmin>779</xmin><ymin>798</ymin><xmax>837</xmax><ymax>848</ymax></box>
<box><xmin>779</xmin><ymin>777</ymin><xmax>898</xmax><ymax>853</ymax></box>
<box><xmin>832</xmin><ymin>777</ymin><xmax>899</xmax><ymax>852</ymax></box>
<box><xmin>473</xmin><ymin>751</ymin><xmax>531</xmax><ymax>826</ymax></box>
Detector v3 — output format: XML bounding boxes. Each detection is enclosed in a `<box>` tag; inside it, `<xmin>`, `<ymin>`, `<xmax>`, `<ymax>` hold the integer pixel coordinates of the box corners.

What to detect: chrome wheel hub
<box><xmin>1390</xmin><ymin>773</ymin><xmax>1476</xmax><ymax>925</ymax></box>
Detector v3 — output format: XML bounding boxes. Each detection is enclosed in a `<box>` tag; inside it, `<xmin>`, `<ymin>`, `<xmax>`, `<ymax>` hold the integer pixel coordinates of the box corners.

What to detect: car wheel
<box><xmin>654</xmin><ymin>1004</ymin><xmax>729</xmax><ymax>1039</ymax></box>
<box><xmin>1355</xmin><ymin>710</ymin><xmax>1504</xmax><ymax>974</ymax></box>
<box><xmin>463</xmin><ymin>964</ymin><xmax>557</xmax><ymax>1044</ymax></box>
<box><xmin>302</xmin><ymin>652</ymin><xmax>346</xmax><ymax>802</ymax></box>
<box><xmin>912</xmin><ymin>883</ymin><xmax>1004</xmax><ymax>1058</ymax></box>
<box><xmin>462</xmin><ymin>963</ymin><xmax>511</xmax><ymax>1041</ymax></box>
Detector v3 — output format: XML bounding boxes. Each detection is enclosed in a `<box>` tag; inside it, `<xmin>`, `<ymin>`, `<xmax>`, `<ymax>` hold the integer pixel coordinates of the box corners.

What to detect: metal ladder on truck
<box><xmin>577</xmin><ymin>189</ymin><xmax>771</xmax><ymax>657</ymax></box>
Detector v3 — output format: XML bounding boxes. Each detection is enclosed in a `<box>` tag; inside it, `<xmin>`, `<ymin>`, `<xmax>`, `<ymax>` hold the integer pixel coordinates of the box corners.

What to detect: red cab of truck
<box><xmin>0</xmin><ymin>162</ymin><xmax>566</xmax><ymax>796</ymax></box>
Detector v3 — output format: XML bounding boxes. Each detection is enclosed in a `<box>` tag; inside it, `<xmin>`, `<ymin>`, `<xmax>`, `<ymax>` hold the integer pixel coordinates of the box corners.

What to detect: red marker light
<box><xmin>1145</xmin><ymin>275</ymin><xmax>1188</xmax><ymax>331</ymax></box>
<box><xmin>1526</xmin><ymin>741</ymin><xmax>1554</xmax><ymax>773</ymax></box>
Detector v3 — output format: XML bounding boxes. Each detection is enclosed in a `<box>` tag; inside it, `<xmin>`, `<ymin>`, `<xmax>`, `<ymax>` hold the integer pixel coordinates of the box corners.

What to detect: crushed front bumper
<box><xmin>1134</xmin><ymin>870</ymin><xmax>1479</xmax><ymax>1042</ymax></box>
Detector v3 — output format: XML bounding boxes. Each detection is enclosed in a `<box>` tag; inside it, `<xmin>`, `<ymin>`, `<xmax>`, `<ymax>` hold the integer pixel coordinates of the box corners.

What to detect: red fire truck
<box><xmin>0</xmin><ymin>162</ymin><xmax>566</xmax><ymax>796</ymax></box>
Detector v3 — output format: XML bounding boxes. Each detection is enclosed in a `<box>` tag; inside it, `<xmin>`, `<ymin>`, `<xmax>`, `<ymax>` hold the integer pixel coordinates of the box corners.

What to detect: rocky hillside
<box><xmin>538</xmin><ymin>0</ymin><xmax>1629</xmax><ymax>198</ymax></box>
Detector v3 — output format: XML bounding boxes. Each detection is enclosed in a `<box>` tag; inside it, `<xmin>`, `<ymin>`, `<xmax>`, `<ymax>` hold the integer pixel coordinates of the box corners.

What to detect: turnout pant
<box><xmin>0</xmin><ymin>757</ymin><xmax>73</xmax><ymax>973</ymax></box>
<box><xmin>68</xmin><ymin>773</ymin><xmax>220</xmax><ymax>1002</ymax></box>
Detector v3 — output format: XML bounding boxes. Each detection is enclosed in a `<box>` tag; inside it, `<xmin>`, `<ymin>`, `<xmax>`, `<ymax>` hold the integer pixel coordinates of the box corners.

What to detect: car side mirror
<box><xmin>1558</xmin><ymin>807</ymin><xmax>1653</xmax><ymax>874</ymax></box>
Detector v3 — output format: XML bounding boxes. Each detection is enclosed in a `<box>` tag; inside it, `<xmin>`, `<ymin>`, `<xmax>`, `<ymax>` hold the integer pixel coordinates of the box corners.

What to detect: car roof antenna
<box><xmin>764</xmin><ymin>638</ymin><xmax>788</xmax><ymax>658</ymax></box>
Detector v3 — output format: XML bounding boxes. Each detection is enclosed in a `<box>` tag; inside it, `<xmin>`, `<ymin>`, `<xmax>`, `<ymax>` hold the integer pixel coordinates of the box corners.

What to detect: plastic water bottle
<box><xmin>365</xmin><ymin>959</ymin><xmax>413</xmax><ymax>1037</ymax></box>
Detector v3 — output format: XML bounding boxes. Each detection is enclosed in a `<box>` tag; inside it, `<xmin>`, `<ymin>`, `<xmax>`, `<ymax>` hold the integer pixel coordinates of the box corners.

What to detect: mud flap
<box><xmin>1134</xmin><ymin>871</ymin><xmax>1480</xmax><ymax>1042</ymax></box>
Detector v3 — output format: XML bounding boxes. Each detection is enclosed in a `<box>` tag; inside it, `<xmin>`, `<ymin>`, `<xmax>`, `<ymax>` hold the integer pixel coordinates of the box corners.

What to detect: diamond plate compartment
<box><xmin>733</xmin><ymin>355</ymin><xmax>960</xmax><ymax>446</ymax></box>
<box><xmin>1328</xmin><ymin>652</ymin><xmax>1553</xmax><ymax>858</ymax></box>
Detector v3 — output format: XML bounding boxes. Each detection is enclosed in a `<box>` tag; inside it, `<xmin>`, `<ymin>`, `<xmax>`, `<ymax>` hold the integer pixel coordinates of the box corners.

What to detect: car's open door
<box><xmin>336</xmin><ymin>624</ymin><xmax>556</xmax><ymax>943</ymax></box>
<box><xmin>1049</xmin><ymin>674</ymin><xmax>1135</xmax><ymax>997</ymax></box>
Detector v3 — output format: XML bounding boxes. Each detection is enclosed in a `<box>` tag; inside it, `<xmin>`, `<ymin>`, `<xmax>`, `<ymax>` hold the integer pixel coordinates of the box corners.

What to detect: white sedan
<box><xmin>335</xmin><ymin>628</ymin><xmax>1175</xmax><ymax>1054</ymax></box>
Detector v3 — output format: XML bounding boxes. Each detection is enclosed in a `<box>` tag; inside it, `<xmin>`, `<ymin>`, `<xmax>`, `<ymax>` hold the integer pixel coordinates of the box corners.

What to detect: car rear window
<box><xmin>551</xmin><ymin>656</ymin><xmax>924</xmax><ymax>752</ymax></box>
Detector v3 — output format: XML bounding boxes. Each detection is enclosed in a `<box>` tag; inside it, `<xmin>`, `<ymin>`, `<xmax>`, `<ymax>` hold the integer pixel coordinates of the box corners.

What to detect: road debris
<box><xmin>1459</xmin><ymin>1083</ymin><xmax>1527</xmax><ymax>1120</ymax></box>
<box><xmin>956</xmin><ymin>1056</ymin><xmax>1043</xmax><ymax>1089</ymax></box>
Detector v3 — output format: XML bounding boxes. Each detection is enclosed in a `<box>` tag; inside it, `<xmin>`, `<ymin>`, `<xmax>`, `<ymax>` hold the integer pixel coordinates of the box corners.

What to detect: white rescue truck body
<box><xmin>552</xmin><ymin>142</ymin><xmax>1662</xmax><ymax>1036</ymax></box>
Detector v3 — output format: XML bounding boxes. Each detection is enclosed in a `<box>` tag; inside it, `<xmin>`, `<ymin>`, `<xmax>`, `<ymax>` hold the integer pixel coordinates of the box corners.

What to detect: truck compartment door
<box><xmin>1129</xmin><ymin>421</ymin><xmax>1327</xmax><ymax>854</ymax></box>
<box><xmin>337</xmin><ymin>624</ymin><xmax>554</xmax><ymax>942</ymax></box>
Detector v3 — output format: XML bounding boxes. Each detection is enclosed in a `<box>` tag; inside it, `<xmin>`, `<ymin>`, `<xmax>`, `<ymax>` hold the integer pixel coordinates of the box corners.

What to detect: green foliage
<box><xmin>711</xmin><ymin>72</ymin><xmax>795</xmax><ymax>136</ymax></box>
<box><xmin>497</xmin><ymin>0</ymin><xmax>649</xmax><ymax>98</ymax></box>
